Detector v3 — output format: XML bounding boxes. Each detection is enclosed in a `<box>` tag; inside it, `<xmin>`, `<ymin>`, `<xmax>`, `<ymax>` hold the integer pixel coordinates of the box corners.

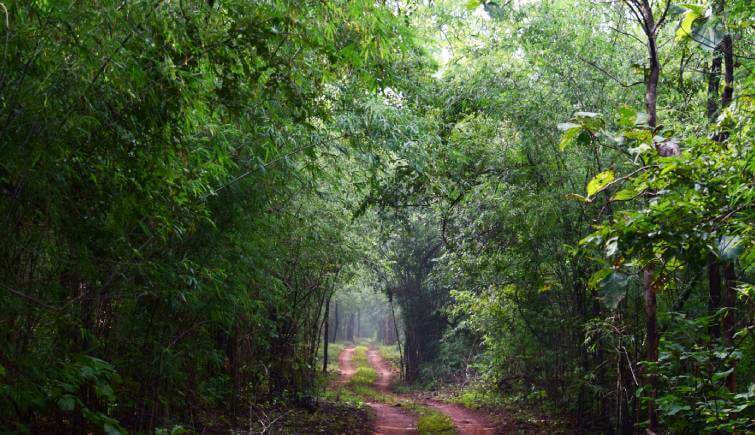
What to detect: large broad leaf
<box><xmin>598</xmin><ymin>271</ymin><xmax>630</xmax><ymax>310</ymax></box>
<box><xmin>58</xmin><ymin>395</ymin><xmax>76</xmax><ymax>411</ymax></box>
<box><xmin>587</xmin><ymin>170</ymin><xmax>615</xmax><ymax>198</ymax></box>
<box><xmin>676</xmin><ymin>8</ymin><xmax>701</xmax><ymax>42</ymax></box>
<box><xmin>691</xmin><ymin>17</ymin><xmax>725</xmax><ymax>51</ymax></box>
<box><xmin>612</xmin><ymin>187</ymin><xmax>639</xmax><ymax>201</ymax></box>
<box><xmin>557</xmin><ymin>122</ymin><xmax>580</xmax><ymax>131</ymax></box>
<box><xmin>588</xmin><ymin>268</ymin><xmax>612</xmax><ymax>290</ymax></box>
<box><xmin>618</xmin><ymin>105</ymin><xmax>637</xmax><ymax>128</ymax></box>
<box><xmin>559</xmin><ymin>125</ymin><xmax>583</xmax><ymax>151</ymax></box>
<box><xmin>465</xmin><ymin>0</ymin><xmax>482</xmax><ymax>10</ymax></box>
<box><xmin>718</xmin><ymin>235</ymin><xmax>744</xmax><ymax>262</ymax></box>
<box><xmin>574</xmin><ymin>111</ymin><xmax>605</xmax><ymax>132</ymax></box>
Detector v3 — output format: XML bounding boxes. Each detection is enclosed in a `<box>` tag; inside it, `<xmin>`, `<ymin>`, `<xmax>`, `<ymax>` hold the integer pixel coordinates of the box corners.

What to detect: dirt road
<box><xmin>338</xmin><ymin>346</ymin><xmax>417</xmax><ymax>434</ymax></box>
<box><xmin>338</xmin><ymin>346</ymin><xmax>356</xmax><ymax>383</ymax></box>
<box><xmin>417</xmin><ymin>400</ymin><xmax>497</xmax><ymax>435</ymax></box>
<box><xmin>365</xmin><ymin>348</ymin><xmax>497</xmax><ymax>435</ymax></box>
<box><xmin>338</xmin><ymin>346</ymin><xmax>499</xmax><ymax>434</ymax></box>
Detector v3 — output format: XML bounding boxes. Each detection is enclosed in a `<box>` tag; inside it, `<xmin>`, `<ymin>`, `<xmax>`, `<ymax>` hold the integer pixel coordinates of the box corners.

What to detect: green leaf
<box><xmin>612</xmin><ymin>188</ymin><xmax>638</xmax><ymax>201</ymax></box>
<box><xmin>588</xmin><ymin>268</ymin><xmax>612</xmax><ymax>290</ymax></box>
<box><xmin>598</xmin><ymin>271</ymin><xmax>630</xmax><ymax>310</ymax></box>
<box><xmin>713</xmin><ymin>367</ymin><xmax>734</xmax><ymax>382</ymax></box>
<box><xmin>665</xmin><ymin>402</ymin><xmax>691</xmax><ymax>416</ymax></box>
<box><xmin>617</xmin><ymin>105</ymin><xmax>636</xmax><ymax>127</ymax></box>
<box><xmin>58</xmin><ymin>395</ymin><xmax>76</xmax><ymax>412</ymax></box>
<box><xmin>557</xmin><ymin>122</ymin><xmax>580</xmax><ymax>131</ymax></box>
<box><xmin>566</xmin><ymin>193</ymin><xmax>591</xmax><ymax>203</ymax></box>
<box><xmin>465</xmin><ymin>0</ymin><xmax>482</xmax><ymax>10</ymax></box>
<box><xmin>104</xmin><ymin>424</ymin><xmax>123</xmax><ymax>435</ymax></box>
<box><xmin>718</xmin><ymin>235</ymin><xmax>744</xmax><ymax>262</ymax></box>
<box><xmin>559</xmin><ymin>126</ymin><xmax>582</xmax><ymax>151</ymax></box>
<box><xmin>574</xmin><ymin>112</ymin><xmax>605</xmax><ymax>132</ymax></box>
<box><xmin>586</xmin><ymin>170</ymin><xmax>615</xmax><ymax>198</ymax></box>
<box><xmin>676</xmin><ymin>8</ymin><xmax>701</xmax><ymax>42</ymax></box>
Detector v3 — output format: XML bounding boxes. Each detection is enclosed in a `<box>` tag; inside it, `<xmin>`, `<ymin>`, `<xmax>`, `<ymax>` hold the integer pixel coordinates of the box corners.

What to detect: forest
<box><xmin>0</xmin><ymin>0</ymin><xmax>753</xmax><ymax>433</ymax></box>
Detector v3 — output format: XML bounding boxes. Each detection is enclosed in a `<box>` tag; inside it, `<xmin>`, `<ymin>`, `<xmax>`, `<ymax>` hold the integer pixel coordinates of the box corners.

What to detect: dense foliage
<box><xmin>1</xmin><ymin>0</ymin><xmax>752</xmax><ymax>433</ymax></box>
<box><xmin>362</xmin><ymin>0</ymin><xmax>754</xmax><ymax>433</ymax></box>
<box><xmin>0</xmin><ymin>0</ymin><xmax>416</xmax><ymax>432</ymax></box>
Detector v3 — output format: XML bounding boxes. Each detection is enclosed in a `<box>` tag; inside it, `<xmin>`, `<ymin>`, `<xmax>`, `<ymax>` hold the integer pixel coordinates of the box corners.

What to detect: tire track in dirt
<box><xmin>338</xmin><ymin>346</ymin><xmax>356</xmax><ymax>384</ymax></box>
<box><xmin>417</xmin><ymin>400</ymin><xmax>497</xmax><ymax>435</ymax></box>
<box><xmin>367</xmin><ymin>348</ymin><xmax>497</xmax><ymax>435</ymax></box>
<box><xmin>337</xmin><ymin>346</ymin><xmax>417</xmax><ymax>434</ymax></box>
<box><xmin>366</xmin><ymin>348</ymin><xmax>417</xmax><ymax>434</ymax></box>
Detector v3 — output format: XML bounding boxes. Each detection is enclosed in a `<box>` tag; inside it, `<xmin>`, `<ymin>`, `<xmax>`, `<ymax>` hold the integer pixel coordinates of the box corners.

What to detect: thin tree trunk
<box><xmin>230</xmin><ymin>319</ymin><xmax>240</xmax><ymax>428</ymax></box>
<box><xmin>723</xmin><ymin>264</ymin><xmax>737</xmax><ymax>391</ymax></box>
<box><xmin>721</xmin><ymin>34</ymin><xmax>733</xmax><ymax>109</ymax></box>
<box><xmin>346</xmin><ymin>312</ymin><xmax>354</xmax><ymax>342</ymax></box>
<box><xmin>706</xmin><ymin>16</ymin><xmax>723</xmax><ymax>337</ymax></box>
<box><xmin>707</xmin><ymin>53</ymin><xmax>722</xmax><ymax>122</ymax></box>
<box><xmin>355</xmin><ymin>310</ymin><xmax>360</xmax><ymax>340</ymax></box>
<box><xmin>636</xmin><ymin>2</ymin><xmax>663</xmax><ymax>430</ymax></box>
<box><xmin>643</xmin><ymin>265</ymin><xmax>658</xmax><ymax>432</ymax></box>
<box><xmin>390</xmin><ymin>296</ymin><xmax>404</xmax><ymax>380</ymax></box>
<box><xmin>708</xmin><ymin>255</ymin><xmax>722</xmax><ymax>338</ymax></box>
<box><xmin>323</xmin><ymin>296</ymin><xmax>330</xmax><ymax>373</ymax></box>
<box><xmin>720</xmin><ymin>11</ymin><xmax>737</xmax><ymax>392</ymax></box>
<box><xmin>332</xmin><ymin>301</ymin><xmax>339</xmax><ymax>343</ymax></box>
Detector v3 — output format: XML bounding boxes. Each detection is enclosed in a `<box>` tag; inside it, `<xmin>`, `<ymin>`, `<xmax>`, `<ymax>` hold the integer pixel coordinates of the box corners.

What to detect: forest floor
<box><xmin>337</xmin><ymin>345</ymin><xmax>501</xmax><ymax>434</ymax></box>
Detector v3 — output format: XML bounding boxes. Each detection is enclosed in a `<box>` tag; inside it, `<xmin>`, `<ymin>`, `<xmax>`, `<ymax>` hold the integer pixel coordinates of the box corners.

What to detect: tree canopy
<box><xmin>1</xmin><ymin>0</ymin><xmax>753</xmax><ymax>433</ymax></box>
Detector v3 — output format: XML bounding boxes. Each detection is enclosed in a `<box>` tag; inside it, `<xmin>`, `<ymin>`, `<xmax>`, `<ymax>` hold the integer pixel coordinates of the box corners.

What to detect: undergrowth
<box><xmin>349</xmin><ymin>367</ymin><xmax>378</xmax><ymax>387</ymax></box>
<box><xmin>416</xmin><ymin>406</ymin><xmax>456</xmax><ymax>434</ymax></box>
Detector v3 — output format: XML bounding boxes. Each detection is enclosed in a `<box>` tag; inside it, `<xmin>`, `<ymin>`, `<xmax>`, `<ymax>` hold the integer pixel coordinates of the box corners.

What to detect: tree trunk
<box><xmin>230</xmin><ymin>319</ymin><xmax>240</xmax><ymax>428</ymax></box>
<box><xmin>721</xmin><ymin>34</ymin><xmax>733</xmax><ymax>109</ymax></box>
<box><xmin>708</xmin><ymin>254</ymin><xmax>722</xmax><ymax>338</ymax></box>
<box><xmin>723</xmin><ymin>264</ymin><xmax>737</xmax><ymax>391</ymax></box>
<box><xmin>643</xmin><ymin>265</ymin><xmax>659</xmax><ymax>432</ymax></box>
<box><xmin>355</xmin><ymin>310</ymin><xmax>360</xmax><ymax>340</ymax></box>
<box><xmin>323</xmin><ymin>296</ymin><xmax>330</xmax><ymax>373</ymax></box>
<box><xmin>720</xmin><ymin>9</ymin><xmax>736</xmax><ymax>392</ymax></box>
<box><xmin>390</xmin><ymin>296</ymin><xmax>404</xmax><ymax>379</ymax></box>
<box><xmin>706</xmin><ymin>11</ymin><xmax>723</xmax><ymax>338</ymax></box>
<box><xmin>346</xmin><ymin>312</ymin><xmax>354</xmax><ymax>342</ymax></box>
<box><xmin>635</xmin><ymin>2</ymin><xmax>665</xmax><ymax>430</ymax></box>
<box><xmin>707</xmin><ymin>52</ymin><xmax>722</xmax><ymax>122</ymax></box>
<box><xmin>331</xmin><ymin>301</ymin><xmax>339</xmax><ymax>343</ymax></box>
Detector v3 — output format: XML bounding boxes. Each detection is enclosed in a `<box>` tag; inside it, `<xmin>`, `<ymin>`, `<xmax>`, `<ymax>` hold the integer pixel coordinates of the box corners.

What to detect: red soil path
<box><xmin>337</xmin><ymin>346</ymin><xmax>417</xmax><ymax>434</ymax></box>
<box><xmin>366</xmin><ymin>348</ymin><xmax>497</xmax><ymax>435</ymax></box>
<box><xmin>338</xmin><ymin>346</ymin><xmax>356</xmax><ymax>383</ymax></box>
<box><xmin>366</xmin><ymin>348</ymin><xmax>418</xmax><ymax>434</ymax></box>
<box><xmin>417</xmin><ymin>400</ymin><xmax>497</xmax><ymax>435</ymax></box>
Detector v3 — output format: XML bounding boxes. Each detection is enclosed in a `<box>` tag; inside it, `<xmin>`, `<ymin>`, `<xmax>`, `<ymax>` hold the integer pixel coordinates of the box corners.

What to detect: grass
<box><xmin>378</xmin><ymin>344</ymin><xmax>401</xmax><ymax>365</ymax></box>
<box><xmin>352</xmin><ymin>345</ymin><xmax>370</xmax><ymax>366</ymax></box>
<box><xmin>316</xmin><ymin>341</ymin><xmax>346</xmax><ymax>373</ymax></box>
<box><xmin>320</xmin><ymin>386</ymin><xmax>367</xmax><ymax>407</ymax></box>
<box><xmin>323</xmin><ymin>342</ymin><xmax>459</xmax><ymax>434</ymax></box>
<box><xmin>416</xmin><ymin>406</ymin><xmax>457</xmax><ymax>435</ymax></box>
<box><xmin>349</xmin><ymin>366</ymin><xmax>378</xmax><ymax>387</ymax></box>
<box><xmin>451</xmin><ymin>389</ymin><xmax>501</xmax><ymax>410</ymax></box>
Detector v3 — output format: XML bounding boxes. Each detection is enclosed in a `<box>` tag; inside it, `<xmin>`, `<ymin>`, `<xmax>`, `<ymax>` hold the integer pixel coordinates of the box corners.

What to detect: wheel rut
<box><xmin>366</xmin><ymin>347</ymin><xmax>497</xmax><ymax>435</ymax></box>
<box><xmin>338</xmin><ymin>345</ymin><xmax>417</xmax><ymax>434</ymax></box>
